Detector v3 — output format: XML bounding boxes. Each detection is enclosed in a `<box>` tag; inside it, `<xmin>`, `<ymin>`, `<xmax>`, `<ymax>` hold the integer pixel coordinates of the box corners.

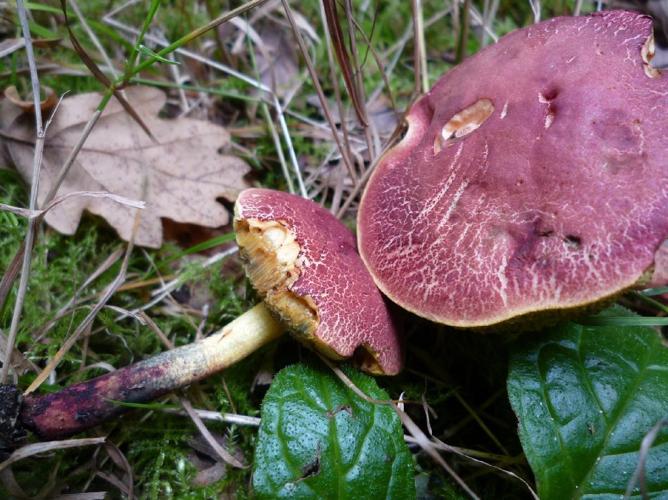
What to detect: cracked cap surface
<box><xmin>358</xmin><ymin>11</ymin><xmax>668</xmax><ymax>328</ymax></box>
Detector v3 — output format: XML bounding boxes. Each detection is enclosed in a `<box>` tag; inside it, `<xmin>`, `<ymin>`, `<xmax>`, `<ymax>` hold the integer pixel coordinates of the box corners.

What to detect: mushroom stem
<box><xmin>20</xmin><ymin>303</ymin><xmax>284</xmax><ymax>440</ymax></box>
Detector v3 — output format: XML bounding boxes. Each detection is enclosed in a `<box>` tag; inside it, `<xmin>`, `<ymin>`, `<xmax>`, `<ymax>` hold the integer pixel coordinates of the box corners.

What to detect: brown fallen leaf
<box><xmin>1</xmin><ymin>86</ymin><xmax>251</xmax><ymax>248</ymax></box>
<box><xmin>4</xmin><ymin>85</ymin><xmax>58</xmax><ymax>114</ymax></box>
<box><xmin>256</xmin><ymin>23</ymin><xmax>300</xmax><ymax>98</ymax></box>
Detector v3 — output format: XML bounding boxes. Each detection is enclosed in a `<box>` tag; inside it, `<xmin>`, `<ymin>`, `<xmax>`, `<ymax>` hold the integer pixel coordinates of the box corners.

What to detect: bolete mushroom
<box><xmin>358</xmin><ymin>11</ymin><xmax>668</xmax><ymax>328</ymax></box>
<box><xmin>8</xmin><ymin>189</ymin><xmax>401</xmax><ymax>441</ymax></box>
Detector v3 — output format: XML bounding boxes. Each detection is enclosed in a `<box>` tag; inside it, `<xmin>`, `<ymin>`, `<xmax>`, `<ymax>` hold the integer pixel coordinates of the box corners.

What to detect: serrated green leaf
<box><xmin>508</xmin><ymin>311</ymin><xmax>668</xmax><ymax>499</ymax></box>
<box><xmin>253</xmin><ymin>363</ymin><xmax>416</xmax><ymax>499</ymax></box>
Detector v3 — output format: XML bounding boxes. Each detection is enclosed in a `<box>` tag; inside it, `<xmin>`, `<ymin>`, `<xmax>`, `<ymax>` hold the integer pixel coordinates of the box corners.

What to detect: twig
<box><xmin>260</xmin><ymin>102</ymin><xmax>295</xmax><ymax>193</ymax></box>
<box><xmin>162</xmin><ymin>408</ymin><xmax>261</xmax><ymax>427</ymax></box>
<box><xmin>115</xmin><ymin>246</ymin><xmax>238</xmax><ymax>321</ymax></box>
<box><xmin>395</xmin><ymin>405</ymin><xmax>480</xmax><ymax>499</ymax></box>
<box><xmin>1</xmin><ymin>0</ymin><xmax>46</xmax><ymax>383</ymax></box>
<box><xmin>317</xmin><ymin>0</ymin><xmax>355</xmax><ymax>182</ymax></box>
<box><xmin>480</xmin><ymin>0</ymin><xmax>500</xmax><ymax>47</ymax></box>
<box><xmin>404</xmin><ymin>435</ymin><xmax>539</xmax><ymax>499</ymax></box>
<box><xmin>343</xmin><ymin>0</ymin><xmax>376</xmax><ymax>159</ymax></box>
<box><xmin>0</xmin><ymin>105</ymin><xmax>109</xmax><ymax>317</ymax></box>
<box><xmin>335</xmin><ymin>143</ymin><xmax>388</xmax><ymax>218</ymax></box>
<box><xmin>528</xmin><ymin>0</ymin><xmax>541</xmax><ymax>22</ymax></box>
<box><xmin>179</xmin><ymin>398</ymin><xmax>246</xmax><ymax>469</ymax></box>
<box><xmin>0</xmin><ymin>191</ymin><xmax>145</xmax><ymax>219</ymax></box>
<box><xmin>456</xmin><ymin>0</ymin><xmax>472</xmax><ymax>63</ymax></box>
<box><xmin>0</xmin><ymin>328</ymin><xmax>39</xmax><ymax>375</ymax></box>
<box><xmin>44</xmin><ymin>109</ymin><xmax>104</xmax><ymax>204</ymax></box>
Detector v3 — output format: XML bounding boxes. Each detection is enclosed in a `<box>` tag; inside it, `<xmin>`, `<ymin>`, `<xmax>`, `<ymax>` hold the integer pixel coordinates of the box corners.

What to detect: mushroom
<box><xmin>357</xmin><ymin>11</ymin><xmax>668</xmax><ymax>329</ymax></box>
<box><xmin>10</xmin><ymin>189</ymin><xmax>401</xmax><ymax>441</ymax></box>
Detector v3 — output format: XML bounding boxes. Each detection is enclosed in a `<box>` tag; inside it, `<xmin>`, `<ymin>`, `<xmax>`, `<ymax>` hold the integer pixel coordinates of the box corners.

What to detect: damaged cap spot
<box><xmin>642</xmin><ymin>34</ymin><xmax>661</xmax><ymax>78</ymax></box>
<box><xmin>563</xmin><ymin>234</ymin><xmax>582</xmax><ymax>250</ymax></box>
<box><xmin>538</xmin><ymin>89</ymin><xmax>559</xmax><ymax>129</ymax></box>
<box><xmin>434</xmin><ymin>98</ymin><xmax>494</xmax><ymax>154</ymax></box>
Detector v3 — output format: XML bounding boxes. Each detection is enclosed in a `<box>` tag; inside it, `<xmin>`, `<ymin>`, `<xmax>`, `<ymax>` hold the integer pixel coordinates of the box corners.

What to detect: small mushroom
<box><xmin>14</xmin><ymin>189</ymin><xmax>401</xmax><ymax>441</ymax></box>
<box><xmin>358</xmin><ymin>11</ymin><xmax>668</xmax><ymax>328</ymax></box>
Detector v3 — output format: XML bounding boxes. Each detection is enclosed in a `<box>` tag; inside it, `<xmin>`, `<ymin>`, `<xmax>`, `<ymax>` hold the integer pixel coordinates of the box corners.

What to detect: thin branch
<box><xmin>625</xmin><ymin>417</ymin><xmax>668</xmax><ymax>499</ymax></box>
<box><xmin>44</xmin><ymin>108</ymin><xmax>104</xmax><ymax>204</ymax></box>
<box><xmin>317</xmin><ymin>0</ymin><xmax>355</xmax><ymax>183</ymax></box>
<box><xmin>179</xmin><ymin>398</ymin><xmax>246</xmax><ymax>469</ymax></box>
<box><xmin>162</xmin><ymin>407</ymin><xmax>261</xmax><ymax>427</ymax></box>
<box><xmin>319</xmin><ymin>353</ymin><xmax>480</xmax><ymax>499</ymax></box>
<box><xmin>343</xmin><ymin>0</ymin><xmax>376</xmax><ymax>159</ymax></box>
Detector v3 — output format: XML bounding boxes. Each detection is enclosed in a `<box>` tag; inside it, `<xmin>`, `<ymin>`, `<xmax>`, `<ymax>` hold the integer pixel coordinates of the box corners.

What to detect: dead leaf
<box><xmin>306</xmin><ymin>92</ymin><xmax>398</xmax><ymax>138</ymax></box>
<box><xmin>2</xmin><ymin>86</ymin><xmax>251</xmax><ymax>248</ymax></box>
<box><xmin>4</xmin><ymin>85</ymin><xmax>58</xmax><ymax>114</ymax></box>
<box><xmin>256</xmin><ymin>24</ymin><xmax>300</xmax><ymax>98</ymax></box>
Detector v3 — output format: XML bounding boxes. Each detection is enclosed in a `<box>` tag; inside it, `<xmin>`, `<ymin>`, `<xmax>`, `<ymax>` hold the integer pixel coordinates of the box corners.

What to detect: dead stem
<box><xmin>1</xmin><ymin>0</ymin><xmax>46</xmax><ymax>384</ymax></box>
<box><xmin>281</xmin><ymin>0</ymin><xmax>358</xmax><ymax>189</ymax></box>
<box><xmin>179</xmin><ymin>397</ymin><xmax>246</xmax><ymax>469</ymax></box>
<box><xmin>411</xmin><ymin>0</ymin><xmax>429</xmax><ymax>94</ymax></box>
<box><xmin>0</xmin><ymin>437</ymin><xmax>106</xmax><ymax>473</ymax></box>
<box><xmin>70</xmin><ymin>0</ymin><xmax>119</xmax><ymax>78</ymax></box>
<box><xmin>317</xmin><ymin>1</ymin><xmax>355</xmax><ymax>180</ymax></box>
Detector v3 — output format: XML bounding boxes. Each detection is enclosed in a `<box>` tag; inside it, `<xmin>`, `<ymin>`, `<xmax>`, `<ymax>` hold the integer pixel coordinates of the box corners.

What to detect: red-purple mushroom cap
<box><xmin>234</xmin><ymin>188</ymin><xmax>403</xmax><ymax>375</ymax></box>
<box><xmin>358</xmin><ymin>11</ymin><xmax>668</xmax><ymax>328</ymax></box>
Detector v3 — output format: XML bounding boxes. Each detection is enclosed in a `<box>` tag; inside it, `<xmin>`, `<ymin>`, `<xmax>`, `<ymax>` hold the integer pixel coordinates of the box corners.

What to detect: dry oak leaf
<box><xmin>2</xmin><ymin>86</ymin><xmax>250</xmax><ymax>248</ymax></box>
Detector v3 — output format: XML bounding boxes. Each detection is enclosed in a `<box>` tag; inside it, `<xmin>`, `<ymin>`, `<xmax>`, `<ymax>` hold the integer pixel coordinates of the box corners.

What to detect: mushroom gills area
<box><xmin>236</xmin><ymin>219</ymin><xmax>319</xmax><ymax>340</ymax></box>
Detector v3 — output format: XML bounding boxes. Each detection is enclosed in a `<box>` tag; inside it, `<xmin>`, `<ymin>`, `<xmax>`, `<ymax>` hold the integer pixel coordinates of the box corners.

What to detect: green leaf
<box><xmin>253</xmin><ymin>363</ymin><xmax>415</xmax><ymax>499</ymax></box>
<box><xmin>25</xmin><ymin>2</ymin><xmax>62</xmax><ymax>14</ymax></box>
<box><xmin>508</xmin><ymin>310</ymin><xmax>668</xmax><ymax>499</ymax></box>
